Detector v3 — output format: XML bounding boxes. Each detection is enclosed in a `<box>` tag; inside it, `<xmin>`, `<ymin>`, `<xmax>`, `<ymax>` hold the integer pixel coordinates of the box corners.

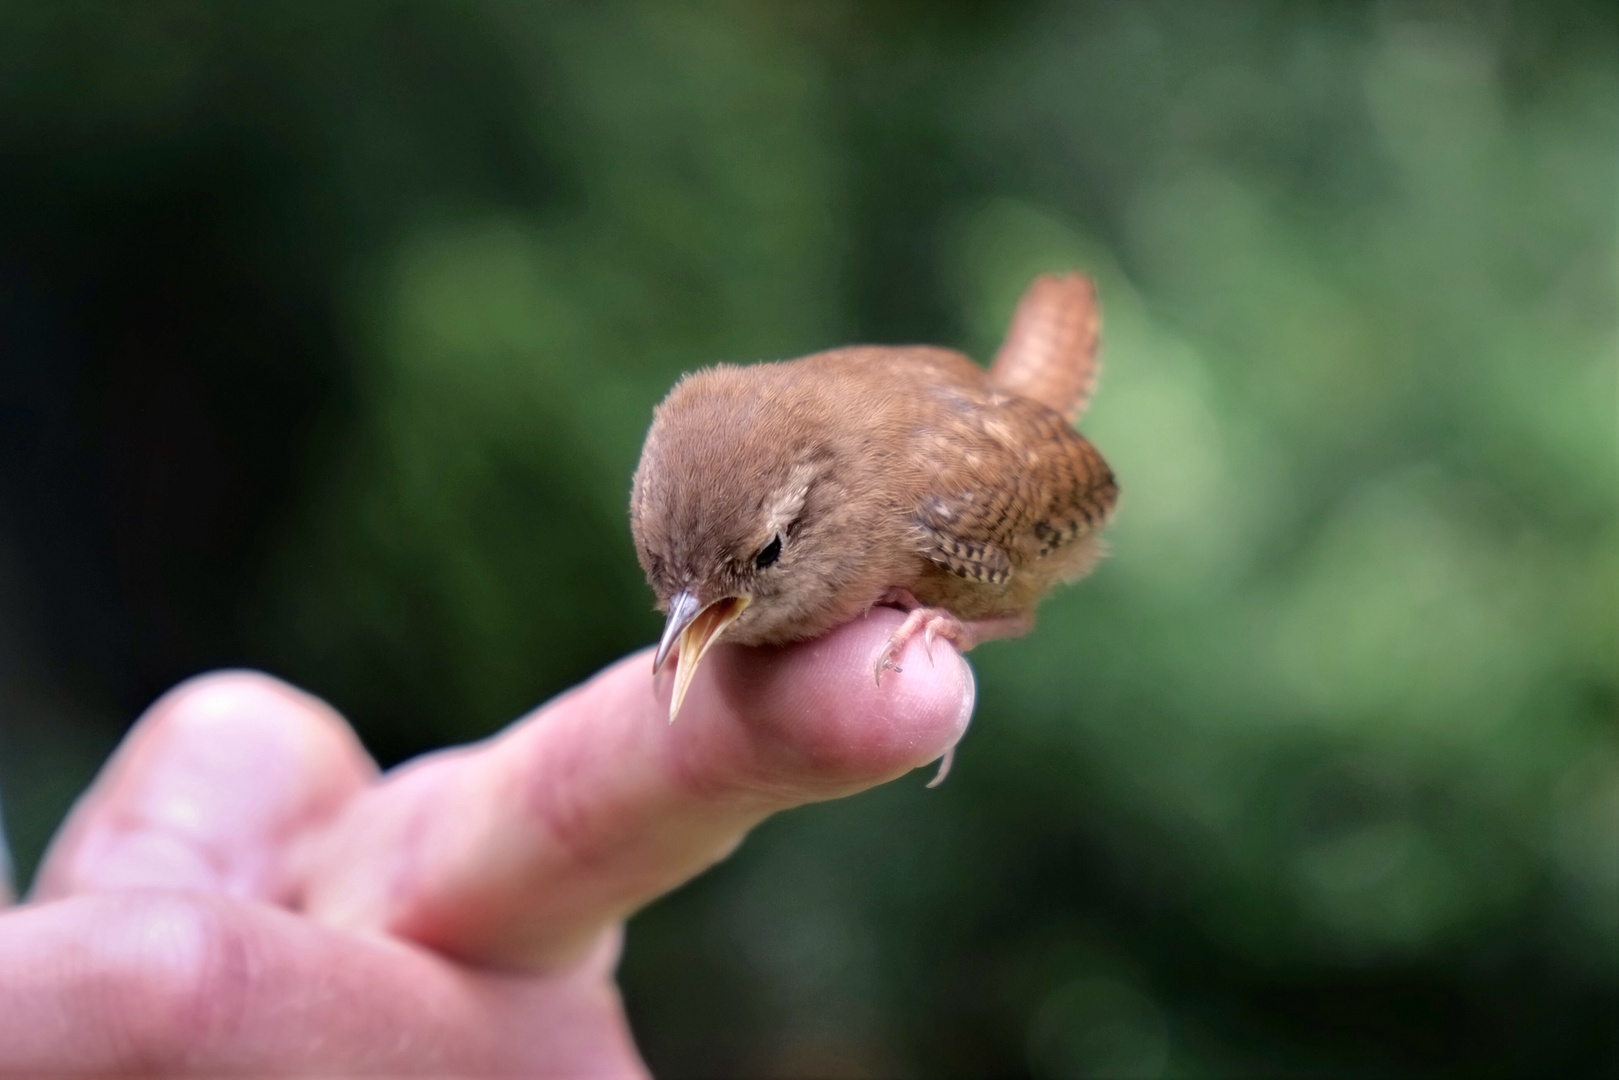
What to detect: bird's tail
<box><xmin>988</xmin><ymin>273</ymin><xmax>1101</xmax><ymax>423</ymax></box>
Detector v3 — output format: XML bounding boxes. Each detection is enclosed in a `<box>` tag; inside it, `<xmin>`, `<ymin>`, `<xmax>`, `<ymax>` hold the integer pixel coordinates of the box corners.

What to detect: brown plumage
<box><xmin>990</xmin><ymin>274</ymin><xmax>1102</xmax><ymax>423</ymax></box>
<box><xmin>630</xmin><ymin>273</ymin><xmax>1119</xmax><ymax>745</ymax></box>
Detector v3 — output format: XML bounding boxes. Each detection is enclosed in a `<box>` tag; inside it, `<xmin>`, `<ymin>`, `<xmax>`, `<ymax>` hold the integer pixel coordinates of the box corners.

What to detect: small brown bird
<box><xmin>630</xmin><ymin>273</ymin><xmax>1119</xmax><ymax>746</ymax></box>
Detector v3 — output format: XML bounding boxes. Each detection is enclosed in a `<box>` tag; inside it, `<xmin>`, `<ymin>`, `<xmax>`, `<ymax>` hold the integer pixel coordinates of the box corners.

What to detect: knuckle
<box><xmin>79</xmin><ymin>893</ymin><xmax>251</xmax><ymax>1070</ymax></box>
<box><xmin>146</xmin><ymin>669</ymin><xmax>305</xmax><ymax>738</ymax></box>
<box><xmin>138</xmin><ymin>669</ymin><xmax>370</xmax><ymax>777</ymax></box>
<box><xmin>528</xmin><ymin>764</ymin><xmax>614</xmax><ymax>870</ymax></box>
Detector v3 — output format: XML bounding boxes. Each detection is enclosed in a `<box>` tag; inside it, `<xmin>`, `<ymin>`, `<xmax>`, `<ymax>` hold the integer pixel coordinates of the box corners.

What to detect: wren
<box><xmin>629</xmin><ymin>273</ymin><xmax>1119</xmax><ymax>752</ymax></box>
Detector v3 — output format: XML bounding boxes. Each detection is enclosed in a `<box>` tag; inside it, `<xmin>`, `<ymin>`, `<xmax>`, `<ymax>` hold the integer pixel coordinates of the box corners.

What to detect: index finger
<box><xmin>298</xmin><ymin>610</ymin><xmax>974</xmax><ymax>972</ymax></box>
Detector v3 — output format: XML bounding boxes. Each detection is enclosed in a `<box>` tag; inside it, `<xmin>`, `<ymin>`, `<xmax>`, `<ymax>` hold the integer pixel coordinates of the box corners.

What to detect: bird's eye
<box><xmin>755</xmin><ymin>534</ymin><xmax>782</xmax><ymax>569</ymax></box>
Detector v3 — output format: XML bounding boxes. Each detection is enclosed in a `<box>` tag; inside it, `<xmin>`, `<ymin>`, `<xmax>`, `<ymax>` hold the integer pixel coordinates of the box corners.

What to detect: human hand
<box><xmin>0</xmin><ymin>610</ymin><xmax>973</xmax><ymax>1075</ymax></box>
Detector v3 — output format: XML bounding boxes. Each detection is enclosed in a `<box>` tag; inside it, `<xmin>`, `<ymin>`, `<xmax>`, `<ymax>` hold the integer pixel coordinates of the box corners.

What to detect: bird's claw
<box><xmin>874</xmin><ymin>607</ymin><xmax>967</xmax><ymax>685</ymax></box>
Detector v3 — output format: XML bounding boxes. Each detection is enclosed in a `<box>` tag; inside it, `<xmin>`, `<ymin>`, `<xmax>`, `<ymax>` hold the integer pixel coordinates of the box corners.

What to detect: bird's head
<box><xmin>629</xmin><ymin>363</ymin><xmax>849</xmax><ymax>720</ymax></box>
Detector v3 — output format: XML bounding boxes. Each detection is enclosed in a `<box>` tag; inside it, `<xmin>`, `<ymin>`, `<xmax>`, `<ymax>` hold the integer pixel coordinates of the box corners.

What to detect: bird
<box><xmin>629</xmin><ymin>273</ymin><xmax>1119</xmax><ymax>773</ymax></box>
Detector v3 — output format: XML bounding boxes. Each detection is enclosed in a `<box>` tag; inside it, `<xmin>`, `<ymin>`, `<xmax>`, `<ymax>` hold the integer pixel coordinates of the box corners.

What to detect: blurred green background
<box><xmin>0</xmin><ymin>2</ymin><xmax>1613</xmax><ymax>1075</ymax></box>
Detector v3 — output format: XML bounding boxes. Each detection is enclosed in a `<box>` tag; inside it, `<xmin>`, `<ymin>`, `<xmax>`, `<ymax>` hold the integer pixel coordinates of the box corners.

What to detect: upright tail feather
<box><xmin>988</xmin><ymin>274</ymin><xmax>1102</xmax><ymax>423</ymax></box>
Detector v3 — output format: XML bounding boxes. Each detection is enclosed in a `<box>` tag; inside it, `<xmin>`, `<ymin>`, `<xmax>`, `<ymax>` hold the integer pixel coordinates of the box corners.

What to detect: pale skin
<box><xmin>0</xmin><ymin>611</ymin><xmax>973</xmax><ymax>1075</ymax></box>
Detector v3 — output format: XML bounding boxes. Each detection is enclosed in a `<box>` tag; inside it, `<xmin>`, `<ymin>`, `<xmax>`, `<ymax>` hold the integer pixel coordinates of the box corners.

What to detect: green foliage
<box><xmin>1</xmin><ymin>1</ymin><xmax>1613</xmax><ymax>1075</ymax></box>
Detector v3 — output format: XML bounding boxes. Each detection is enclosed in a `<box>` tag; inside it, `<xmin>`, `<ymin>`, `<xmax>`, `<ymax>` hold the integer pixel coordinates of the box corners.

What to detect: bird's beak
<box><xmin>653</xmin><ymin>591</ymin><xmax>751</xmax><ymax>723</ymax></box>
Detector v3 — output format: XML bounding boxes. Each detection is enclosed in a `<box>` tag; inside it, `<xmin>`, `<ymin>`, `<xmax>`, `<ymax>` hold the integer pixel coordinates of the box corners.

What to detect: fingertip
<box><xmin>702</xmin><ymin>610</ymin><xmax>977</xmax><ymax>792</ymax></box>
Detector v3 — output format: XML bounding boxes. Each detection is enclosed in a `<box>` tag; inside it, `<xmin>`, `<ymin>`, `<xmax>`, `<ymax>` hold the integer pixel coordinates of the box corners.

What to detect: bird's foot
<box><xmin>873</xmin><ymin>605</ymin><xmax>970</xmax><ymax>684</ymax></box>
<box><xmin>871</xmin><ymin>594</ymin><xmax>1031</xmax><ymax>789</ymax></box>
<box><xmin>872</xmin><ymin>596</ymin><xmax>1034</xmax><ymax>686</ymax></box>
